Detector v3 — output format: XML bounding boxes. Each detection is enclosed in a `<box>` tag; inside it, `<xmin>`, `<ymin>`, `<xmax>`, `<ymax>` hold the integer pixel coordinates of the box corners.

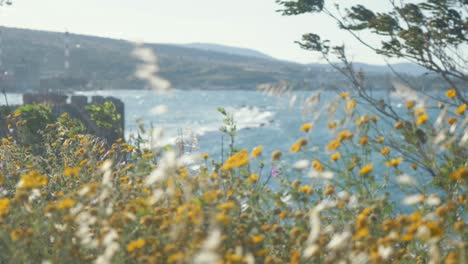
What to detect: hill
<box><xmin>179</xmin><ymin>43</ymin><xmax>275</xmax><ymax>60</ymax></box>
<box><xmin>0</xmin><ymin>26</ymin><xmax>443</xmax><ymax>92</ymax></box>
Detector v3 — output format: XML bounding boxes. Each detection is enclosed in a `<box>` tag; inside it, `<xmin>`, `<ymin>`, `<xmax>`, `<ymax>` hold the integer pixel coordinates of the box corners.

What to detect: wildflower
<box><xmin>359</xmin><ymin>163</ymin><xmax>373</xmax><ymax>175</ymax></box>
<box><xmin>359</xmin><ymin>137</ymin><xmax>368</xmax><ymax>146</ymax></box>
<box><xmin>406</xmin><ymin>101</ymin><xmax>415</xmax><ymax>109</ymax></box>
<box><xmin>454</xmin><ymin>221</ymin><xmax>464</xmax><ymax>231</ymax></box>
<box><xmin>339</xmin><ymin>92</ymin><xmax>350</xmax><ymax>99</ymax></box>
<box><xmin>446</xmin><ymin>89</ymin><xmax>456</xmax><ymax>99</ymax></box>
<box><xmin>311</xmin><ymin>160</ymin><xmax>323</xmax><ymax>172</ymax></box>
<box><xmin>167</xmin><ymin>252</ymin><xmax>184</xmax><ymax>263</ymax></box>
<box><xmin>328</xmin><ymin>122</ymin><xmax>337</xmax><ymax>129</ymax></box>
<box><xmin>56</xmin><ymin>198</ymin><xmax>77</xmax><ymax>210</ymax></box>
<box><xmin>337</xmin><ymin>130</ymin><xmax>353</xmax><ymax>141</ymax></box>
<box><xmin>290</xmin><ymin>138</ymin><xmax>307</xmax><ymax>153</ymax></box>
<box><xmin>221</xmin><ymin>149</ymin><xmax>249</xmax><ymax>170</ymax></box>
<box><xmin>386</xmin><ymin>157</ymin><xmax>403</xmax><ymax>167</ymax></box>
<box><xmin>380</xmin><ymin>147</ymin><xmax>390</xmax><ymax>155</ymax></box>
<box><xmin>455</xmin><ymin>104</ymin><xmax>466</xmax><ymax>115</ymax></box>
<box><xmin>416</xmin><ymin>113</ymin><xmax>428</xmax><ymax>126</ymax></box>
<box><xmin>251</xmin><ymin>146</ymin><xmax>263</xmax><ymax>158</ymax></box>
<box><xmin>79</xmin><ymin>159</ymin><xmax>89</xmax><ymax>166</ymax></box>
<box><xmin>450</xmin><ymin>167</ymin><xmax>468</xmax><ymax>181</ymax></box>
<box><xmin>394</xmin><ymin>121</ymin><xmax>405</xmax><ymax>129</ymax></box>
<box><xmin>323</xmin><ymin>185</ymin><xmax>335</xmax><ymax>196</ymax></box>
<box><xmin>0</xmin><ymin>198</ymin><xmax>10</xmax><ymax>218</ymax></box>
<box><xmin>326</xmin><ymin>139</ymin><xmax>341</xmax><ymax>151</ymax></box>
<box><xmin>247</xmin><ymin>174</ymin><xmax>259</xmax><ymax>183</ymax></box>
<box><xmin>64</xmin><ymin>167</ymin><xmax>80</xmax><ymax>177</ymax></box>
<box><xmin>127</xmin><ymin>239</ymin><xmax>146</xmax><ymax>252</ymax></box>
<box><xmin>271</xmin><ymin>166</ymin><xmax>281</xmax><ymax>178</ymax></box>
<box><xmin>217</xmin><ymin>202</ymin><xmax>236</xmax><ymax>211</ymax></box>
<box><xmin>18</xmin><ymin>170</ymin><xmax>48</xmax><ymax>189</ymax></box>
<box><xmin>298</xmin><ymin>185</ymin><xmax>313</xmax><ymax>195</ymax></box>
<box><xmin>375</xmin><ymin>137</ymin><xmax>384</xmax><ymax>143</ymax></box>
<box><xmin>0</xmin><ymin>172</ymin><xmax>3</xmax><ymax>185</ymax></box>
<box><xmin>142</xmin><ymin>152</ymin><xmax>155</xmax><ymax>159</ymax></box>
<box><xmin>300</xmin><ymin>123</ymin><xmax>313</xmax><ymax>132</ymax></box>
<box><xmin>1</xmin><ymin>138</ymin><xmax>8</xmax><ymax>146</ymax></box>
<box><xmin>271</xmin><ymin>150</ymin><xmax>282</xmax><ymax>161</ymax></box>
<box><xmin>251</xmin><ymin>235</ymin><xmax>264</xmax><ymax>244</ymax></box>
<box><xmin>447</xmin><ymin>117</ymin><xmax>457</xmax><ymax>125</ymax></box>
<box><xmin>330</xmin><ymin>152</ymin><xmax>341</xmax><ymax>162</ymax></box>
<box><xmin>345</xmin><ymin>99</ymin><xmax>356</xmax><ymax>111</ymax></box>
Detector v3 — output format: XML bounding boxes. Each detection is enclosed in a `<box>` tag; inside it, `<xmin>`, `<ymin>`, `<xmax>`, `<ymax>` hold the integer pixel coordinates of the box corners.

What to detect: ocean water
<box><xmin>1</xmin><ymin>89</ymin><xmax>420</xmax><ymax>161</ymax></box>
<box><xmin>1</xmin><ymin>89</ymin><xmax>450</xmax><ymax>209</ymax></box>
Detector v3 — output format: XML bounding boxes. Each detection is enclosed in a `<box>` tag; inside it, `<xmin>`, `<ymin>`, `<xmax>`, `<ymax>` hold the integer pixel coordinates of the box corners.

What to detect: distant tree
<box><xmin>277</xmin><ymin>0</ymin><xmax>467</xmax><ymax>107</ymax></box>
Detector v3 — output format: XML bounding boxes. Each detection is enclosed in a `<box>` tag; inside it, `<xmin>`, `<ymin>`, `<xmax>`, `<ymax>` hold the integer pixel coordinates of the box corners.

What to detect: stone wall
<box><xmin>1</xmin><ymin>93</ymin><xmax>125</xmax><ymax>144</ymax></box>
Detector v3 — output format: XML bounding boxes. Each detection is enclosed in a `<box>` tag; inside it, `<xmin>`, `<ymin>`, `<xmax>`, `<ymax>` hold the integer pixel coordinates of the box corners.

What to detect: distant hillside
<box><xmin>180</xmin><ymin>43</ymin><xmax>275</xmax><ymax>60</ymax></box>
<box><xmin>0</xmin><ymin>26</ymin><xmax>444</xmax><ymax>92</ymax></box>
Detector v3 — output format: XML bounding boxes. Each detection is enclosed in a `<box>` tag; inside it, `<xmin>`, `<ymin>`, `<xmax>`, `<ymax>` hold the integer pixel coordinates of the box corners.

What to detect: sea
<box><xmin>2</xmin><ymin>89</ymin><xmax>447</xmax><ymax>208</ymax></box>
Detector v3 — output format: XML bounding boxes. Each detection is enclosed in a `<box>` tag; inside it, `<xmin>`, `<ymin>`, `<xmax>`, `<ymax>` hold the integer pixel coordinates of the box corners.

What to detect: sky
<box><xmin>0</xmin><ymin>0</ymin><xmax>397</xmax><ymax>64</ymax></box>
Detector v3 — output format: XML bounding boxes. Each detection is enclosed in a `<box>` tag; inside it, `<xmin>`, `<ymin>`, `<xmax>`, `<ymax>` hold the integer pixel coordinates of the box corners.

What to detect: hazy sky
<box><xmin>1</xmin><ymin>0</ymin><xmax>396</xmax><ymax>64</ymax></box>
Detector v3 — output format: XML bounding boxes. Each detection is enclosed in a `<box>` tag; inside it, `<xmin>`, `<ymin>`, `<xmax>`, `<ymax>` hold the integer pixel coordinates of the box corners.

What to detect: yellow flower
<box><xmin>359</xmin><ymin>163</ymin><xmax>374</xmax><ymax>175</ymax></box>
<box><xmin>167</xmin><ymin>252</ymin><xmax>184</xmax><ymax>263</ymax></box>
<box><xmin>298</xmin><ymin>185</ymin><xmax>313</xmax><ymax>195</ymax></box>
<box><xmin>300</xmin><ymin>123</ymin><xmax>313</xmax><ymax>132</ymax></box>
<box><xmin>323</xmin><ymin>185</ymin><xmax>335</xmax><ymax>196</ymax></box>
<box><xmin>64</xmin><ymin>167</ymin><xmax>80</xmax><ymax>177</ymax></box>
<box><xmin>326</xmin><ymin>139</ymin><xmax>341</xmax><ymax>151</ymax></box>
<box><xmin>18</xmin><ymin>170</ymin><xmax>48</xmax><ymax>189</ymax></box>
<box><xmin>455</xmin><ymin>104</ymin><xmax>466</xmax><ymax>115</ymax></box>
<box><xmin>56</xmin><ymin>198</ymin><xmax>76</xmax><ymax>210</ymax></box>
<box><xmin>380</xmin><ymin>147</ymin><xmax>390</xmax><ymax>155</ymax></box>
<box><xmin>375</xmin><ymin>137</ymin><xmax>384</xmax><ymax>143</ymax></box>
<box><xmin>406</xmin><ymin>101</ymin><xmax>415</xmax><ymax>109</ymax></box>
<box><xmin>337</xmin><ymin>130</ymin><xmax>353</xmax><ymax>142</ymax></box>
<box><xmin>247</xmin><ymin>174</ymin><xmax>259</xmax><ymax>183</ymax></box>
<box><xmin>221</xmin><ymin>149</ymin><xmax>249</xmax><ymax>170</ymax></box>
<box><xmin>446</xmin><ymin>89</ymin><xmax>456</xmax><ymax>99</ymax></box>
<box><xmin>416</xmin><ymin>113</ymin><xmax>428</xmax><ymax>126</ymax></box>
<box><xmin>354</xmin><ymin>227</ymin><xmax>369</xmax><ymax>240</ymax></box>
<box><xmin>311</xmin><ymin>160</ymin><xmax>323</xmax><ymax>172</ymax></box>
<box><xmin>290</xmin><ymin>138</ymin><xmax>307</xmax><ymax>153</ymax></box>
<box><xmin>330</xmin><ymin>152</ymin><xmax>341</xmax><ymax>162</ymax></box>
<box><xmin>339</xmin><ymin>92</ymin><xmax>350</xmax><ymax>99</ymax></box>
<box><xmin>394</xmin><ymin>121</ymin><xmax>405</xmax><ymax>129</ymax></box>
<box><xmin>0</xmin><ymin>172</ymin><xmax>3</xmax><ymax>185</ymax></box>
<box><xmin>251</xmin><ymin>146</ymin><xmax>263</xmax><ymax>158</ymax></box>
<box><xmin>142</xmin><ymin>152</ymin><xmax>155</xmax><ymax>159</ymax></box>
<box><xmin>386</xmin><ymin>157</ymin><xmax>403</xmax><ymax>167</ymax></box>
<box><xmin>126</xmin><ymin>239</ymin><xmax>146</xmax><ymax>252</ymax></box>
<box><xmin>328</xmin><ymin>122</ymin><xmax>337</xmax><ymax>129</ymax></box>
<box><xmin>450</xmin><ymin>167</ymin><xmax>468</xmax><ymax>181</ymax></box>
<box><xmin>79</xmin><ymin>159</ymin><xmax>89</xmax><ymax>166</ymax></box>
<box><xmin>359</xmin><ymin>137</ymin><xmax>368</xmax><ymax>146</ymax></box>
<box><xmin>217</xmin><ymin>202</ymin><xmax>237</xmax><ymax>211</ymax></box>
<box><xmin>0</xmin><ymin>198</ymin><xmax>11</xmax><ymax>218</ymax></box>
<box><xmin>345</xmin><ymin>99</ymin><xmax>356</xmax><ymax>111</ymax></box>
<box><xmin>201</xmin><ymin>153</ymin><xmax>209</xmax><ymax>159</ymax></box>
<box><xmin>251</xmin><ymin>234</ymin><xmax>264</xmax><ymax>244</ymax></box>
<box><xmin>1</xmin><ymin>138</ymin><xmax>8</xmax><ymax>146</ymax></box>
